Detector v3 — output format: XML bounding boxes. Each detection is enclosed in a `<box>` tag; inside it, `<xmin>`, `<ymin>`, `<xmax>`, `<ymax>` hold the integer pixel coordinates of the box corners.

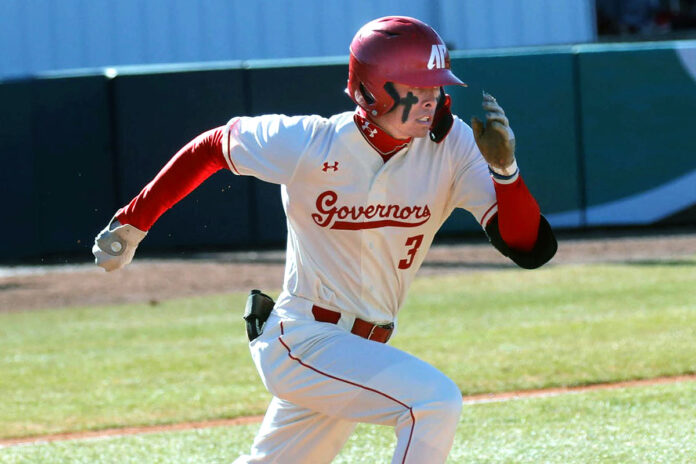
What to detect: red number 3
<box><xmin>398</xmin><ymin>234</ymin><xmax>424</xmax><ymax>270</ymax></box>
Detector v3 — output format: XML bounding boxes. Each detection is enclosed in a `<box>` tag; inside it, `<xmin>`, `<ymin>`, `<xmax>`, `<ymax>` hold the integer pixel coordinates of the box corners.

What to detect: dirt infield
<box><xmin>1</xmin><ymin>228</ymin><xmax>695</xmax><ymax>312</ymax></box>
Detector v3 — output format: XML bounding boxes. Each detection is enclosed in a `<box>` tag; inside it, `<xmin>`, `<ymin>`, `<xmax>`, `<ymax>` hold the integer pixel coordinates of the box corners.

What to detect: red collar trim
<box><xmin>353</xmin><ymin>108</ymin><xmax>411</xmax><ymax>162</ymax></box>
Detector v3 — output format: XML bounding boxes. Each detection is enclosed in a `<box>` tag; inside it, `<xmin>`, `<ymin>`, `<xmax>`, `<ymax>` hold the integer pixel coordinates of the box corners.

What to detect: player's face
<box><xmin>373</xmin><ymin>83</ymin><xmax>440</xmax><ymax>139</ymax></box>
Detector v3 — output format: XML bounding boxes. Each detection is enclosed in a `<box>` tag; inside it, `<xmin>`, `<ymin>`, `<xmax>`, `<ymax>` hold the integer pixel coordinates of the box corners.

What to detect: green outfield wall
<box><xmin>575</xmin><ymin>42</ymin><xmax>696</xmax><ymax>226</ymax></box>
<box><xmin>1</xmin><ymin>80</ymin><xmax>38</xmax><ymax>259</ymax></box>
<box><xmin>2</xmin><ymin>41</ymin><xmax>695</xmax><ymax>261</ymax></box>
<box><xmin>109</xmin><ymin>67</ymin><xmax>254</xmax><ymax>249</ymax></box>
<box><xmin>1</xmin><ymin>75</ymin><xmax>114</xmax><ymax>259</ymax></box>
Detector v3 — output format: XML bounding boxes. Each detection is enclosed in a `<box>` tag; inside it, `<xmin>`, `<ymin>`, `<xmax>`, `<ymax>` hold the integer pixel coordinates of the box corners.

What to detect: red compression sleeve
<box><xmin>116</xmin><ymin>126</ymin><xmax>228</xmax><ymax>231</ymax></box>
<box><xmin>492</xmin><ymin>176</ymin><xmax>541</xmax><ymax>252</ymax></box>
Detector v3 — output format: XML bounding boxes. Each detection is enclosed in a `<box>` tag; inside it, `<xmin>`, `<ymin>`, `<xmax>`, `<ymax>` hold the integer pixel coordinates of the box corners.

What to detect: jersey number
<box><xmin>398</xmin><ymin>234</ymin><xmax>424</xmax><ymax>270</ymax></box>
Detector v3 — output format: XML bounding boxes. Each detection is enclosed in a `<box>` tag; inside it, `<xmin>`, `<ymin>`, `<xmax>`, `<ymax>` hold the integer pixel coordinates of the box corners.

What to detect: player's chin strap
<box><xmin>429</xmin><ymin>87</ymin><xmax>454</xmax><ymax>143</ymax></box>
<box><xmin>485</xmin><ymin>214</ymin><xmax>557</xmax><ymax>269</ymax></box>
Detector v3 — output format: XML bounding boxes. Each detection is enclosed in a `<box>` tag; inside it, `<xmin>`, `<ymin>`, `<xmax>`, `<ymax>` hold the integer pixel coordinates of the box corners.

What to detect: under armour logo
<box><xmin>361</xmin><ymin>120</ymin><xmax>378</xmax><ymax>138</ymax></box>
<box><xmin>427</xmin><ymin>44</ymin><xmax>448</xmax><ymax>70</ymax></box>
<box><xmin>322</xmin><ymin>161</ymin><xmax>339</xmax><ymax>172</ymax></box>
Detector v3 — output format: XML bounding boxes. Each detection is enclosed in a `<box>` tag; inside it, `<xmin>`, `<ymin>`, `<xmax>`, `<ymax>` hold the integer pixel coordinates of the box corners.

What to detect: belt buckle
<box><xmin>367</xmin><ymin>324</ymin><xmax>378</xmax><ymax>340</ymax></box>
<box><xmin>367</xmin><ymin>322</ymin><xmax>394</xmax><ymax>341</ymax></box>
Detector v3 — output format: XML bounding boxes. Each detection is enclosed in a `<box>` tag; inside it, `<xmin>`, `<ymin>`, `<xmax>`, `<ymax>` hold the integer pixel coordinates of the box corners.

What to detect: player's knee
<box><xmin>438</xmin><ymin>378</ymin><xmax>463</xmax><ymax>420</ymax></box>
<box><xmin>414</xmin><ymin>377</ymin><xmax>462</xmax><ymax>426</ymax></box>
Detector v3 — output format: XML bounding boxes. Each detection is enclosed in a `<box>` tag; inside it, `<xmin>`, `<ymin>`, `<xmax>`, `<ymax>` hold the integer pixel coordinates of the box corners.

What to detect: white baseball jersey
<box><xmin>221</xmin><ymin>111</ymin><xmax>497</xmax><ymax>325</ymax></box>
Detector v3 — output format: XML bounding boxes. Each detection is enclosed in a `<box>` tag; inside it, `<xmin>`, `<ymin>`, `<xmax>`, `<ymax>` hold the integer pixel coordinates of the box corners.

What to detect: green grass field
<box><xmin>3</xmin><ymin>382</ymin><xmax>695</xmax><ymax>463</ymax></box>
<box><xmin>1</xmin><ymin>258</ymin><xmax>695</xmax><ymax>462</ymax></box>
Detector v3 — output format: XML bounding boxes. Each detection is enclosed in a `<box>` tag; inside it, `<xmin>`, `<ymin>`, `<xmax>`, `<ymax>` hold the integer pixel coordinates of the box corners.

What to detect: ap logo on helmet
<box><xmin>427</xmin><ymin>44</ymin><xmax>448</xmax><ymax>69</ymax></box>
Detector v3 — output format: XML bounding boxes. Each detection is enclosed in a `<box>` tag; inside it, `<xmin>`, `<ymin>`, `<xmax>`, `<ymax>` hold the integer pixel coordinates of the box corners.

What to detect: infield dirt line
<box><xmin>2</xmin><ymin>373</ymin><xmax>695</xmax><ymax>448</ymax></box>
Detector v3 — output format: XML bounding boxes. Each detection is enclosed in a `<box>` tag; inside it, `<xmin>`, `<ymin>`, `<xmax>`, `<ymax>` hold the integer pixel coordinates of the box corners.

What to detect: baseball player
<box><xmin>93</xmin><ymin>16</ymin><xmax>556</xmax><ymax>464</ymax></box>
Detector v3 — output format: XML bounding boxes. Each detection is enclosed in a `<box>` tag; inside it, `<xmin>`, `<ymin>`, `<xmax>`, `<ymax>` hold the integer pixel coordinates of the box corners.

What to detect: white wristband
<box><xmin>488</xmin><ymin>159</ymin><xmax>519</xmax><ymax>184</ymax></box>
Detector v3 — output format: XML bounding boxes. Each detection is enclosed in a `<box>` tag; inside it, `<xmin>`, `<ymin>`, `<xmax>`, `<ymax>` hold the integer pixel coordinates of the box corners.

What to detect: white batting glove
<box><xmin>92</xmin><ymin>218</ymin><xmax>147</xmax><ymax>272</ymax></box>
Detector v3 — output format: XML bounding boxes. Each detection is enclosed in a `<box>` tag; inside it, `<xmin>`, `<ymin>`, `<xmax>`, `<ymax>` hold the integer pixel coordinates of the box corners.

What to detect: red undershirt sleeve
<box><xmin>115</xmin><ymin>126</ymin><xmax>228</xmax><ymax>231</ymax></box>
<box><xmin>491</xmin><ymin>175</ymin><xmax>541</xmax><ymax>252</ymax></box>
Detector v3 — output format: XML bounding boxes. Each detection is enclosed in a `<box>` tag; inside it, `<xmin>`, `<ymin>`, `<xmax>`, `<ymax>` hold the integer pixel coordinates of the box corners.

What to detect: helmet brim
<box><xmin>391</xmin><ymin>69</ymin><xmax>467</xmax><ymax>88</ymax></box>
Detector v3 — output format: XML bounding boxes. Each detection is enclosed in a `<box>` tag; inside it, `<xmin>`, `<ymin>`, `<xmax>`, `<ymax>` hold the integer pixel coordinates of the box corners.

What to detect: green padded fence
<box><xmin>575</xmin><ymin>41</ymin><xmax>696</xmax><ymax>226</ymax></box>
<box><xmin>2</xmin><ymin>41</ymin><xmax>696</xmax><ymax>261</ymax></box>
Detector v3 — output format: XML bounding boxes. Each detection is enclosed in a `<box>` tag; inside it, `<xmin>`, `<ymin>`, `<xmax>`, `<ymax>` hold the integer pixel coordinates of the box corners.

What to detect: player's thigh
<box><xmin>256</xmin><ymin>317</ymin><xmax>461</xmax><ymax>425</ymax></box>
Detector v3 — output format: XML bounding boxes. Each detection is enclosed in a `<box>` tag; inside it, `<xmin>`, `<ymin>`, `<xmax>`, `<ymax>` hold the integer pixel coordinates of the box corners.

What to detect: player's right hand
<box><xmin>92</xmin><ymin>218</ymin><xmax>147</xmax><ymax>272</ymax></box>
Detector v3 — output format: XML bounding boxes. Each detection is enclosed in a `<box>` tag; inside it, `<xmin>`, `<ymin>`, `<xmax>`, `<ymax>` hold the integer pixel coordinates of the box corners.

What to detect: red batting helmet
<box><xmin>346</xmin><ymin>16</ymin><xmax>466</xmax><ymax>117</ymax></box>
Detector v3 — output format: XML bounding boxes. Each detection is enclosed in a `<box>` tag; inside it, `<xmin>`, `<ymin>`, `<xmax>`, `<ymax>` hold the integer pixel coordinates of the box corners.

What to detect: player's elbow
<box><xmin>486</xmin><ymin>215</ymin><xmax>557</xmax><ymax>269</ymax></box>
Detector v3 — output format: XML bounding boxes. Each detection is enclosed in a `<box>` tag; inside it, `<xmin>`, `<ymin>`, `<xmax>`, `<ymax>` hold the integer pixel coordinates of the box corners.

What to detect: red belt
<box><xmin>311</xmin><ymin>305</ymin><xmax>394</xmax><ymax>343</ymax></box>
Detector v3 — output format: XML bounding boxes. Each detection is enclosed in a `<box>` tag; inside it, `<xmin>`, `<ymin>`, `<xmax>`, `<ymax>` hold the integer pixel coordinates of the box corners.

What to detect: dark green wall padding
<box><xmin>110</xmin><ymin>68</ymin><xmax>252</xmax><ymax>249</ymax></box>
<box><xmin>2</xmin><ymin>41</ymin><xmax>696</xmax><ymax>261</ymax></box>
<box><xmin>1</xmin><ymin>76</ymin><xmax>113</xmax><ymax>259</ymax></box>
<box><xmin>1</xmin><ymin>80</ymin><xmax>38</xmax><ymax>259</ymax></box>
<box><xmin>577</xmin><ymin>45</ymin><xmax>696</xmax><ymax>208</ymax></box>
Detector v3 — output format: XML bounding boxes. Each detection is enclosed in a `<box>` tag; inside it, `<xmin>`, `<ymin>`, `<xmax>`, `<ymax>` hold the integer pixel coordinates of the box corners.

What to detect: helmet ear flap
<box><xmin>382</xmin><ymin>82</ymin><xmax>400</xmax><ymax>113</ymax></box>
<box><xmin>358</xmin><ymin>81</ymin><xmax>399</xmax><ymax>116</ymax></box>
<box><xmin>429</xmin><ymin>87</ymin><xmax>453</xmax><ymax>143</ymax></box>
<box><xmin>359</xmin><ymin>83</ymin><xmax>376</xmax><ymax>105</ymax></box>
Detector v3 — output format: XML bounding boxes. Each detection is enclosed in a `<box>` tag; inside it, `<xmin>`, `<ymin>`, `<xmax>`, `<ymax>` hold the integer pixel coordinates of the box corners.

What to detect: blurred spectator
<box><xmin>670</xmin><ymin>0</ymin><xmax>696</xmax><ymax>29</ymax></box>
<box><xmin>597</xmin><ymin>0</ymin><xmax>660</xmax><ymax>34</ymax></box>
<box><xmin>596</xmin><ymin>0</ymin><xmax>696</xmax><ymax>36</ymax></box>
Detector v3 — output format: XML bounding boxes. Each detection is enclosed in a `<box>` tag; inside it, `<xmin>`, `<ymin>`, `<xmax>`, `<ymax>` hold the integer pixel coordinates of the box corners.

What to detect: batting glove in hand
<box><xmin>471</xmin><ymin>92</ymin><xmax>516</xmax><ymax>173</ymax></box>
<box><xmin>92</xmin><ymin>218</ymin><xmax>147</xmax><ymax>272</ymax></box>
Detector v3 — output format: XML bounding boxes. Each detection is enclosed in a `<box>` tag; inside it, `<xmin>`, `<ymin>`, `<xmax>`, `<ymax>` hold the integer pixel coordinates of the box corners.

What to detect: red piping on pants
<box><xmin>278</xmin><ymin>322</ymin><xmax>416</xmax><ymax>464</ymax></box>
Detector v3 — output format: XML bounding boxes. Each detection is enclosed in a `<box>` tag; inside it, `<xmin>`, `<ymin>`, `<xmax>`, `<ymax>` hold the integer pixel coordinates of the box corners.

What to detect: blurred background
<box><xmin>1</xmin><ymin>0</ymin><xmax>695</xmax><ymax>263</ymax></box>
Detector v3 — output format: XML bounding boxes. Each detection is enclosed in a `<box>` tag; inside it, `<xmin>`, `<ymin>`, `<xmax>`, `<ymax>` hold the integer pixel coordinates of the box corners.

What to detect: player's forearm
<box><xmin>116</xmin><ymin>127</ymin><xmax>227</xmax><ymax>231</ymax></box>
<box><xmin>490</xmin><ymin>164</ymin><xmax>541</xmax><ymax>252</ymax></box>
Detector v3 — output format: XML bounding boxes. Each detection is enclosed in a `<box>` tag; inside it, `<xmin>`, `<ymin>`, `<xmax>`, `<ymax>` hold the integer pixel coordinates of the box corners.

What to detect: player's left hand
<box><xmin>471</xmin><ymin>92</ymin><xmax>516</xmax><ymax>170</ymax></box>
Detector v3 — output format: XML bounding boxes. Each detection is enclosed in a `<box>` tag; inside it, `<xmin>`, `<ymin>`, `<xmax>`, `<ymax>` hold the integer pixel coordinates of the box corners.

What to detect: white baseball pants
<box><xmin>233</xmin><ymin>313</ymin><xmax>462</xmax><ymax>463</ymax></box>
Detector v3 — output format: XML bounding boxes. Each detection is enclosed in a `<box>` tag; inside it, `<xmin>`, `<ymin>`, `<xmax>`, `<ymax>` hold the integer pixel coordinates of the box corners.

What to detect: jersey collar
<box><xmin>353</xmin><ymin>108</ymin><xmax>412</xmax><ymax>162</ymax></box>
